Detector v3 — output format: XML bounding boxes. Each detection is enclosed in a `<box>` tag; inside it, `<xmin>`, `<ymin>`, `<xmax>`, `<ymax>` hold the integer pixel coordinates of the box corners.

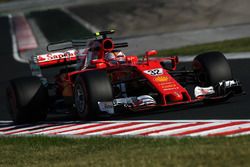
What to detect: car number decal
<box><xmin>144</xmin><ymin>68</ymin><xmax>163</xmax><ymax>76</ymax></box>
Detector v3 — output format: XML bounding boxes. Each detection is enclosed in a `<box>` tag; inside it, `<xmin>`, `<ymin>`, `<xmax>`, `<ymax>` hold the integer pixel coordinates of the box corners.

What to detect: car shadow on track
<box><xmin>45</xmin><ymin>100</ymin><xmax>233</xmax><ymax>122</ymax></box>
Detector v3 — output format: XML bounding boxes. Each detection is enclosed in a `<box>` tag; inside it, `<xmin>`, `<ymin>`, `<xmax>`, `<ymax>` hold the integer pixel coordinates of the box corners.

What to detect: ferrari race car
<box><xmin>6</xmin><ymin>30</ymin><xmax>244</xmax><ymax>123</ymax></box>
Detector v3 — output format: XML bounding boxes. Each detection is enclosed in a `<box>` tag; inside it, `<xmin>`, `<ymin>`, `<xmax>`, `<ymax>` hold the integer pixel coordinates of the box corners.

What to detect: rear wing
<box><xmin>47</xmin><ymin>40</ymin><xmax>86</xmax><ymax>52</ymax></box>
<box><xmin>35</xmin><ymin>49</ymin><xmax>77</xmax><ymax>68</ymax></box>
<box><xmin>32</xmin><ymin>30</ymin><xmax>127</xmax><ymax>68</ymax></box>
<box><xmin>46</xmin><ymin>30</ymin><xmax>115</xmax><ymax>52</ymax></box>
<box><xmin>32</xmin><ymin>48</ymin><xmax>88</xmax><ymax>68</ymax></box>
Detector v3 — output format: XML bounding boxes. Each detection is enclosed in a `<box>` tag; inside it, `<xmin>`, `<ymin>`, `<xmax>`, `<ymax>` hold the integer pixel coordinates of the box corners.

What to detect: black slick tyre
<box><xmin>73</xmin><ymin>70</ymin><xmax>113</xmax><ymax>120</ymax></box>
<box><xmin>6</xmin><ymin>77</ymin><xmax>49</xmax><ymax>124</ymax></box>
<box><xmin>192</xmin><ymin>51</ymin><xmax>232</xmax><ymax>86</ymax></box>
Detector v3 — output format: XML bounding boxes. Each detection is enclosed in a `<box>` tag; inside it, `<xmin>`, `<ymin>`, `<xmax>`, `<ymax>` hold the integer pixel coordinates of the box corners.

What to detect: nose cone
<box><xmin>167</xmin><ymin>92</ymin><xmax>183</xmax><ymax>102</ymax></box>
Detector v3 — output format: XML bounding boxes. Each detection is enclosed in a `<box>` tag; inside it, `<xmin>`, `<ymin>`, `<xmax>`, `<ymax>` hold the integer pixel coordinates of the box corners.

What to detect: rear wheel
<box><xmin>6</xmin><ymin>77</ymin><xmax>49</xmax><ymax>124</ymax></box>
<box><xmin>74</xmin><ymin>70</ymin><xmax>113</xmax><ymax>120</ymax></box>
<box><xmin>192</xmin><ymin>51</ymin><xmax>232</xmax><ymax>86</ymax></box>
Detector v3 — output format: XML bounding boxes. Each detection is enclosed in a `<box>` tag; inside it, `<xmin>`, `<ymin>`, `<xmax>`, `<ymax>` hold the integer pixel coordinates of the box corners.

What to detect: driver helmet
<box><xmin>105</xmin><ymin>50</ymin><xmax>126</xmax><ymax>64</ymax></box>
<box><xmin>115</xmin><ymin>50</ymin><xmax>126</xmax><ymax>63</ymax></box>
<box><xmin>105</xmin><ymin>52</ymin><xmax>116</xmax><ymax>61</ymax></box>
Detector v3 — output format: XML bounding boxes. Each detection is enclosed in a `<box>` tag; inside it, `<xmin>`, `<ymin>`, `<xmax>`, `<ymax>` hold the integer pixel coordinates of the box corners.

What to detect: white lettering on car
<box><xmin>37</xmin><ymin>49</ymin><xmax>77</xmax><ymax>63</ymax></box>
<box><xmin>144</xmin><ymin>68</ymin><xmax>163</xmax><ymax>76</ymax></box>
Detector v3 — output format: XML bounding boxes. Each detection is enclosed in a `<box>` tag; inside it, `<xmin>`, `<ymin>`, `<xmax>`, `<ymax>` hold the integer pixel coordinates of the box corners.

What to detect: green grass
<box><xmin>27</xmin><ymin>9</ymin><xmax>92</xmax><ymax>42</ymax></box>
<box><xmin>157</xmin><ymin>37</ymin><xmax>250</xmax><ymax>56</ymax></box>
<box><xmin>1</xmin><ymin>135</ymin><xmax>250</xmax><ymax>167</ymax></box>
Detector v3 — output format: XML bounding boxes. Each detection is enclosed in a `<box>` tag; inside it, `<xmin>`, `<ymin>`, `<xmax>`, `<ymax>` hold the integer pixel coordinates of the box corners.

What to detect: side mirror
<box><xmin>146</xmin><ymin>50</ymin><xmax>158</xmax><ymax>57</ymax></box>
<box><xmin>160</xmin><ymin>56</ymin><xmax>179</xmax><ymax>71</ymax></box>
<box><xmin>143</xmin><ymin>50</ymin><xmax>158</xmax><ymax>65</ymax></box>
<box><xmin>173</xmin><ymin>55</ymin><xmax>179</xmax><ymax>64</ymax></box>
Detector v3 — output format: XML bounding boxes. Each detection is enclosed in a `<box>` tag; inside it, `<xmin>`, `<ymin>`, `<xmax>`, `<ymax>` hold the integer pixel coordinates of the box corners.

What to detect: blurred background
<box><xmin>1</xmin><ymin>0</ymin><xmax>250</xmax><ymax>56</ymax></box>
<box><xmin>1</xmin><ymin>0</ymin><xmax>250</xmax><ymax>37</ymax></box>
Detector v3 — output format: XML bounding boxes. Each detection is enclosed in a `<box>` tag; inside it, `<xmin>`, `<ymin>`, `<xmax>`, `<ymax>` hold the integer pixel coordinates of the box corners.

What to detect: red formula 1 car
<box><xmin>6</xmin><ymin>30</ymin><xmax>243</xmax><ymax>123</ymax></box>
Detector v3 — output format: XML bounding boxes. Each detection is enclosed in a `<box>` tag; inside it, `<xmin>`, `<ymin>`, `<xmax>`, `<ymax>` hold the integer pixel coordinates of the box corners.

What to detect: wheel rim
<box><xmin>74</xmin><ymin>84</ymin><xmax>85</xmax><ymax>113</ymax></box>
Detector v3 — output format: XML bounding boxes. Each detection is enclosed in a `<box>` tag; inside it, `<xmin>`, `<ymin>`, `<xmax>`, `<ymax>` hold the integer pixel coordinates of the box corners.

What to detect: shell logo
<box><xmin>154</xmin><ymin>76</ymin><xmax>169</xmax><ymax>82</ymax></box>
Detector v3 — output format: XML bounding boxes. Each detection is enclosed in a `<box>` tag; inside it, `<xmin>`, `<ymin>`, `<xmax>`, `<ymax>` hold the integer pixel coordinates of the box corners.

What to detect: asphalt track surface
<box><xmin>0</xmin><ymin>16</ymin><xmax>250</xmax><ymax>121</ymax></box>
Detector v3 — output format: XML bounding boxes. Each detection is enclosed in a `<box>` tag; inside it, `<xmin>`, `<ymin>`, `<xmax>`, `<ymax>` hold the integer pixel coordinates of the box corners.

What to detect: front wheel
<box><xmin>192</xmin><ymin>51</ymin><xmax>233</xmax><ymax>86</ymax></box>
<box><xmin>73</xmin><ymin>70</ymin><xmax>113</xmax><ymax>120</ymax></box>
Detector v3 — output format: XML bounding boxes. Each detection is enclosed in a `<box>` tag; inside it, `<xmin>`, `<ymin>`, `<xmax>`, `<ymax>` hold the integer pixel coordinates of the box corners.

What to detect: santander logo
<box><xmin>37</xmin><ymin>55</ymin><xmax>46</xmax><ymax>61</ymax></box>
<box><xmin>37</xmin><ymin>50</ymin><xmax>77</xmax><ymax>63</ymax></box>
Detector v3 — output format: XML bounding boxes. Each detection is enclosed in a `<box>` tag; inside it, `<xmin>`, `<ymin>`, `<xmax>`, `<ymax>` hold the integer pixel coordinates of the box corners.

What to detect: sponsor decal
<box><xmin>154</xmin><ymin>76</ymin><xmax>169</xmax><ymax>82</ymax></box>
<box><xmin>37</xmin><ymin>49</ymin><xmax>77</xmax><ymax>63</ymax></box>
<box><xmin>161</xmin><ymin>84</ymin><xmax>176</xmax><ymax>89</ymax></box>
<box><xmin>144</xmin><ymin>68</ymin><xmax>163</xmax><ymax>76</ymax></box>
<box><xmin>163</xmin><ymin>87</ymin><xmax>179</xmax><ymax>91</ymax></box>
<box><xmin>157</xmin><ymin>82</ymin><xmax>175</xmax><ymax>86</ymax></box>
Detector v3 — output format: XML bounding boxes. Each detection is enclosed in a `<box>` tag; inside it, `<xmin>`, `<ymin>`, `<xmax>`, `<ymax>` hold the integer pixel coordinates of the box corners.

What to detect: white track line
<box><xmin>8</xmin><ymin>14</ymin><xmax>26</xmax><ymax>63</ymax></box>
<box><xmin>148</xmin><ymin>122</ymin><xmax>220</xmax><ymax>136</ymax></box>
<box><xmin>0</xmin><ymin>121</ymin><xmax>13</xmax><ymax>124</ymax></box>
<box><xmin>84</xmin><ymin>122</ymin><xmax>157</xmax><ymax>136</ymax></box>
<box><xmin>0</xmin><ymin>125</ymin><xmax>28</xmax><ymax>134</ymax></box>
<box><xmin>115</xmin><ymin>122</ymin><xmax>190</xmax><ymax>136</ymax></box>
<box><xmin>62</xmin><ymin>8</ymin><xmax>100</xmax><ymax>33</ymax></box>
<box><xmin>16</xmin><ymin>123</ymin><xmax>77</xmax><ymax>135</ymax></box>
<box><xmin>100</xmin><ymin>120</ymin><xmax>250</xmax><ymax>123</ymax></box>
<box><xmin>3</xmin><ymin>124</ymin><xmax>51</xmax><ymax>135</ymax></box>
<box><xmin>1</xmin><ymin>120</ymin><xmax>250</xmax><ymax>124</ymax></box>
<box><xmin>186</xmin><ymin>122</ymin><xmax>250</xmax><ymax>137</ymax></box>
<box><xmin>33</xmin><ymin>123</ymin><xmax>94</xmax><ymax>135</ymax></box>
<box><xmin>59</xmin><ymin>122</ymin><xmax>131</xmax><ymax>135</ymax></box>
<box><xmin>1</xmin><ymin>120</ymin><xmax>250</xmax><ymax>137</ymax></box>
<box><xmin>230</xmin><ymin>131</ymin><xmax>250</xmax><ymax>137</ymax></box>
